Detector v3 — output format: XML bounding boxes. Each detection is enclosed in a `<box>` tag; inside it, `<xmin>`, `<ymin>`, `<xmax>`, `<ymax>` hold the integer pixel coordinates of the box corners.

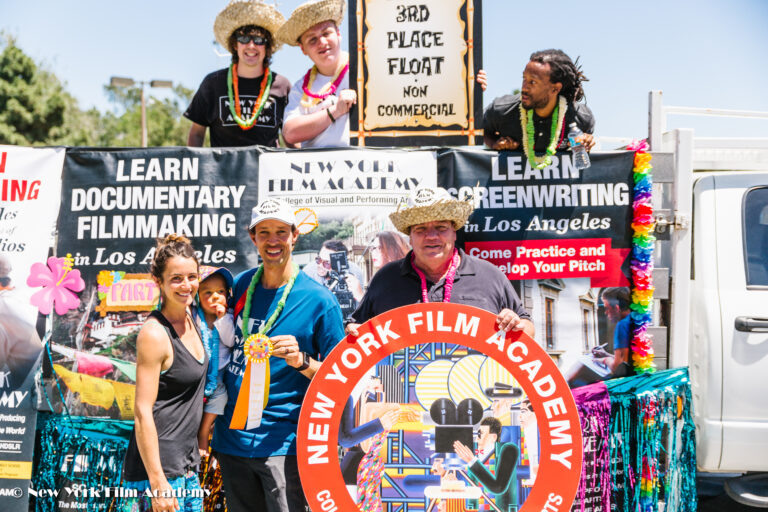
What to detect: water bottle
<box><xmin>568</xmin><ymin>122</ymin><xmax>591</xmax><ymax>170</ymax></box>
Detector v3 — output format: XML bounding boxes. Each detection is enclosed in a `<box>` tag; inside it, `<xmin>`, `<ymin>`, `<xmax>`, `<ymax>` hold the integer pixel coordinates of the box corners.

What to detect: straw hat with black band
<box><xmin>389</xmin><ymin>187</ymin><xmax>475</xmax><ymax>235</ymax></box>
<box><xmin>277</xmin><ymin>0</ymin><xmax>345</xmax><ymax>47</ymax></box>
<box><xmin>214</xmin><ymin>0</ymin><xmax>286</xmax><ymax>54</ymax></box>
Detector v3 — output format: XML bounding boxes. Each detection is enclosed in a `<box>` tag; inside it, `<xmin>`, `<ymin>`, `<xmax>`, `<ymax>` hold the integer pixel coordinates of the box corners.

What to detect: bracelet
<box><xmin>326</xmin><ymin>108</ymin><xmax>336</xmax><ymax>123</ymax></box>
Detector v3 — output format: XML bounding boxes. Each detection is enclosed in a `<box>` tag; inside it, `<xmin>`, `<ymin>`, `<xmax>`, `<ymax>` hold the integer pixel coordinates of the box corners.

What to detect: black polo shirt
<box><xmin>483</xmin><ymin>94</ymin><xmax>595</xmax><ymax>151</ymax></box>
<box><xmin>351</xmin><ymin>249</ymin><xmax>531</xmax><ymax>324</ymax></box>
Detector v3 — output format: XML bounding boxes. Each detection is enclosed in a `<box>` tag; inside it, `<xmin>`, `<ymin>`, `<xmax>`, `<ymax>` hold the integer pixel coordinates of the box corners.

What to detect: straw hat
<box><xmin>214</xmin><ymin>0</ymin><xmax>286</xmax><ymax>53</ymax></box>
<box><xmin>277</xmin><ymin>0</ymin><xmax>345</xmax><ymax>47</ymax></box>
<box><xmin>389</xmin><ymin>187</ymin><xmax>474</xmax><ymax>235</ymax></box>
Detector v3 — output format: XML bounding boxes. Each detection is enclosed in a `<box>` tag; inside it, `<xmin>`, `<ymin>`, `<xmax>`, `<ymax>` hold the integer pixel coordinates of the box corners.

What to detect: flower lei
<box><xmin>226</xmin><ymin>63</ymin><xmax>273</xmax><ymax>130</ymax></box>
<box><xmin>300</xmin><ymin>53</ymin><xmax>349</xmax><ymax>109</ymax></box>
<box><xmin>195</xmin><ymin>306</ymin><xmax>220</xmax><ymax>397</ymax></box>
<box><xmin>519</xmin><ymin>95</ymin><xmax>567</xmax><ymax>170</ymax></box>
<box><xmin>410</xmin><ymin>249</ymin><xmax>460</xmax><ymax>303</ymax></box>
<box><xmin>241</xmin><ymin>263</ymin><xmax>299</xmax><ymax>340</ymax></box>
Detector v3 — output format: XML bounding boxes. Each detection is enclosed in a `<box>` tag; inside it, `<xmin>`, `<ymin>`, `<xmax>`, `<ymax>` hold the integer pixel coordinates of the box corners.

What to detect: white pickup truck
<box><xmin>626</xmin><ymin>91</ymin><xmax>768</xmax><ymax>507</ymax></box>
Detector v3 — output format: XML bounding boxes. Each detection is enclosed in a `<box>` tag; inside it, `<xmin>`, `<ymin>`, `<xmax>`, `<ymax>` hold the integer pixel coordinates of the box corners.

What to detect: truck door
<box><xmin>712</xmin><ymin>173</ymin><xmax>768</xmax><ymax>471</ymax></box>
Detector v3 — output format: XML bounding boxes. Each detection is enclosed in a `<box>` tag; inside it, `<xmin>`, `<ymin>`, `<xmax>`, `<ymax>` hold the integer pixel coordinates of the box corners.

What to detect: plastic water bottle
<box><xmin>568</xmin><ymin>122</ymin><xmax>591</xmax><ymax>170</ymax></box>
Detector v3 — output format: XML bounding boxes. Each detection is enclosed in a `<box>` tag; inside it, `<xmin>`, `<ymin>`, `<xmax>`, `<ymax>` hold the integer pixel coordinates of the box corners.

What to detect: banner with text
<box><xmin>0</xmin><ymin>145</ymin><xmax>64</xmax><ymax>512</ymax></box>
<box><xmin>348</xmin><ymin>0</ymin><xmax>483</xmax><ymax>146</ymax></box>
<box><xmin>438</xmin><ymin>149</ymin><xmax>636</xmax><ymax>386</ymax></box>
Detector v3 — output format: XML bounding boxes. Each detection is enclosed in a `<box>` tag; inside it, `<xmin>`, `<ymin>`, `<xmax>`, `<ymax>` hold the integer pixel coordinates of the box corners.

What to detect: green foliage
<box><xmin>0</xmin><ymin>35</ymin><xmax>194</xmax><ymax>147</ymax></box>
<box><xmin>294</xmin><ymin>221</ymin><xmax>355</xmax><ymax>252</ymax></box>
<box><xmin>0</xmin><ymin>36</ymin><xmax>67</xmax><ymax>145</ymax></box>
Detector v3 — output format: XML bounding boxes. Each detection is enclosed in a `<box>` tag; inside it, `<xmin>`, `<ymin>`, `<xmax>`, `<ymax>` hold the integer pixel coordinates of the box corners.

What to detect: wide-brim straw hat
<box><xmin>389</xmin><ymin>187</ymin><xmax>474</xmax><ymax>235</ymax></box>
<box><xmin>277</xmin><ymin>0</ymin><xmax>345</xmax><ymax>47</ymax></box>
<box><xmin>214</xmin><ymin>0</ymin><xmax>286</xmax><ymax>53</ymax></box>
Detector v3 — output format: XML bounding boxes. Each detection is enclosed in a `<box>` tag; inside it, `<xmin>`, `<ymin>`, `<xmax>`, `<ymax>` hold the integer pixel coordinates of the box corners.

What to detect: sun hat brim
<box><xmin>214</xmin><ymin>1</ymin><xmax>286</xmax><ymax>54</ymax></box>
<box><xmin>277</xmin><ymin>0</ymin><xmax>345</xmax><ymax>47</ymax></box>
<box><xmin>389</xmin><ymin>200</ymin><xmax>474</xmax><ymax>235</ymax></box>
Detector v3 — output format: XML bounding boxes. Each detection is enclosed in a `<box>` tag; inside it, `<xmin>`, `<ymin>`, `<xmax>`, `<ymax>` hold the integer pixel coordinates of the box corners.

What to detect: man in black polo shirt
<box><xmin>483</xmin><ymin>49</ymin><xmax>595</xmax><ymax>158</ymax></box>
<box><xmin>347</xmin><ymin>187</ymin><xmax>534</xmax><ymax>337</ymax></box>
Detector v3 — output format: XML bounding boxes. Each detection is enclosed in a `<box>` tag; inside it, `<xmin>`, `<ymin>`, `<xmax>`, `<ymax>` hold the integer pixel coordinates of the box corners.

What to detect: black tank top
<box><xmin>123</xmin><ymin>310</ymin><xmax>208</xmax><ymax>481</ymax></box>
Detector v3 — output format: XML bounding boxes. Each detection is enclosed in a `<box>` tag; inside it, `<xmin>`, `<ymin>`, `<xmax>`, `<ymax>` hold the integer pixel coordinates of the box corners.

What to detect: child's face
<box><xmin>198</xmin><ymin>274</ymin><xmax>228</xmax><ymax>314</ymax></box>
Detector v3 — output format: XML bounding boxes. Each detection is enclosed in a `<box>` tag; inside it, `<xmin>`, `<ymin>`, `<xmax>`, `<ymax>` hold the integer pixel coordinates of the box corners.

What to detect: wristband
<box><xmin>326</xmin><ymin>108</ymin><xmax>336</xmax><ymax>123</ymax></box>
<box><xmin>297</xmin><ymin>351</ymin><xmax>311</xmax><ymax>371</ymax></box>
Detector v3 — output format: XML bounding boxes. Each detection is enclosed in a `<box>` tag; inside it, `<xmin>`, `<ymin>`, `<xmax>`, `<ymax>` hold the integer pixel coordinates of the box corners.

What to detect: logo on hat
<box><xmin>259</xmin><ymin>199</ymin><xmax>282</xmax><ymax>214</ymax></box>
<box><xmin>413</xmin><ymin>188</ymin><xmax>437</xmax><ymax>205</ymax></box>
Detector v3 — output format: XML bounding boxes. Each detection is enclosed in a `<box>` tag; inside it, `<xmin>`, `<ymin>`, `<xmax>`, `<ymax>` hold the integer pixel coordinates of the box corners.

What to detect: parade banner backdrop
<box><xmin>0</xmin><ymin>146</ymin><xmax>65</xmax><ymax>512</ymax></box>
<box><xmin>438</xmin><ymin>149</ymin><xmax>636</xmax><ymax>387</ymax></box>
<box><xmin>258</xmin><ymin>148</ymin><xmax>438</xmax><ymax>321</ymax></box>
<box><xmin>298</xmin><ymin>302</ymin><xmax>582</xmax><ymax>512</ymax></box>
<box><xmin>46</xmin><ymin>147</ymin><xmax>262</xmax><ymax>419</ymax></box>
<box><xmin>348</xmin><ymin>0</ymin><xmax>484</xmax><ymax>146</ymax></box>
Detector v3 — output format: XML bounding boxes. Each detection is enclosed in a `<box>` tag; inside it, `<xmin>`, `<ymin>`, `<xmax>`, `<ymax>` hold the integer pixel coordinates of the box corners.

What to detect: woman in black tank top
<box><xmin>121</xmin><ymin>235</ymin><xmax>208</xmax><ymax>512</ymax></box>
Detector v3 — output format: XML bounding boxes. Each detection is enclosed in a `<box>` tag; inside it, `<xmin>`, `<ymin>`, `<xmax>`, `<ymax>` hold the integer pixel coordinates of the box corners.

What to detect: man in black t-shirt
<box><xmin>185</xmin><ymin>0</ymin><xmax>292</xmax><ymax>148</ymax></box>
<box><xmin>484</xmin><ymin>49</ymin><xmax>595</xmax><ymax>155</ymax></box>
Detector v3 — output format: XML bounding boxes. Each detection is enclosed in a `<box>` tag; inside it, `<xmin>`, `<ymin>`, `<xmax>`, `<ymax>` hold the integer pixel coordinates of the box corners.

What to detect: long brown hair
<box><xmin>376</xmin><ymin>231</ymin><xmax>409</xmax><ymax>265</ymax></box>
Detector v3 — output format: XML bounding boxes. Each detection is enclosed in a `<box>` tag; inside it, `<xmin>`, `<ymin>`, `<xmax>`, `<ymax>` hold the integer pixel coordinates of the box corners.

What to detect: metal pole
<box><xmin>140</xmin><ymin>83</ymin><xmax>147</xmax><ymax>147</ymax></box>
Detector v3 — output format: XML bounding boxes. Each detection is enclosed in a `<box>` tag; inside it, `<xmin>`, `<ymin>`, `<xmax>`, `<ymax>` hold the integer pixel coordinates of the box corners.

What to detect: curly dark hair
<box><xmin>150</xmin><ymin>234</ymin><xmax>199</xmax><ymax>282</ymax></box>
<box><xmin>529</xmin><ymin>49</ymin><xmax>588</xmax><ymax>103</ymax></box>
<box><xmin>228</xmin><ymin>25</ymin><xmax>274</xmax><ymax>69</ymax></box>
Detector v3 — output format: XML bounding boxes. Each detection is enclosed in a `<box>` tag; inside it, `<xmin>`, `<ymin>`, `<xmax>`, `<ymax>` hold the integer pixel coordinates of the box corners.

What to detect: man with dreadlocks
<box><xmin>483</xmin><ymin>49</ymin><xmax>595</xmax><ymax>159</ymax></box>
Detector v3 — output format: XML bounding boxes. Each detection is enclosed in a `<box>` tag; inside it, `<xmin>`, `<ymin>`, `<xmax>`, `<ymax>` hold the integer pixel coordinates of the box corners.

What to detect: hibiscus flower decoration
<box><xmin>27</xmin><ymin>255</ymin><xmax>86</xmax><ymax>315</ymax></box>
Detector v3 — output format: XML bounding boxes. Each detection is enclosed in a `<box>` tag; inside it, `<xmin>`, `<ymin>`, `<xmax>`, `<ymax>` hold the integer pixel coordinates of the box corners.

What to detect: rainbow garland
<box><xmin>627</xmin><ymin>140</ymin><xmax>656</xmax><ymax>374</ymax></box>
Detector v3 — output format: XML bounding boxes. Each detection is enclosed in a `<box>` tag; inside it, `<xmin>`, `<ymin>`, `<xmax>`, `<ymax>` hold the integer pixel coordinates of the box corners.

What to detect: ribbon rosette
<box><xmin>230</xmin><ymin>334</ymin><xmax>273</xmax><ymax>430</ymax></box>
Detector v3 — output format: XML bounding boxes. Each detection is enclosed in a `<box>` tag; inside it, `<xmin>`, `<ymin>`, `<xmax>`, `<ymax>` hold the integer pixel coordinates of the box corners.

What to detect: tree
<box><xmin>0</xmin><ymin>35</ymin><xmax>68</xmax><ymax>145</ymax></box>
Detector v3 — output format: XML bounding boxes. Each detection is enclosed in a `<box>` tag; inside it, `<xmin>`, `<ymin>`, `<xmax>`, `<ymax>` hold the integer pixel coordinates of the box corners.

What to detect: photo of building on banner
<box><xmin>258</xmin><ymin>148</ymin><xmax>438</xmax><ymax>321</ymax></box>
<box><xmin>0</xmin><ymin>146</ymin><xmax>64</xmax><ymax>512</ymax></box>
<box><xmin>44</xmin><ymin>147</ymin><xmax>262</xmax><ymax>419</ymax></box>
<box><xmin>348</xmin><ymin>0</ymin><xmax>484</xmax><ymax>146</ymax></box>
<box><xmin>437</xmin><ymin>149</ymin><xmax>636</xmax><ymax>389</ymax></box>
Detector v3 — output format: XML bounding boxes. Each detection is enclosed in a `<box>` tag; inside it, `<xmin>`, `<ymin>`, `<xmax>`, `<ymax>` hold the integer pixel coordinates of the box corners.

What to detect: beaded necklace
<box><xmin>226</xmin><ymin>64</ymin><xmax>273</xmax><ymax>130</ymax></box>
<box><xmin>300</xmin><ymin>53</ymin><xmax>349</xmax><ymax>108</ymax></box>
<box><xmin>410</xmin><ymin>249</ymin><xmax>460</xmax><ymax>303</ymax></box>
<box><xmin>241</xmin><ymin>263</ymin><xmax>299</xmax><ymax>339</ymax></box>
<box><xmin>195</xmin><ymin>306</ymin><xmax>220</xmax><ymax>397</ymax></box>
<box><xmin>519</xmin><ymin>95</ymin><xmax>567</xmax><ymax>170</ymax></box>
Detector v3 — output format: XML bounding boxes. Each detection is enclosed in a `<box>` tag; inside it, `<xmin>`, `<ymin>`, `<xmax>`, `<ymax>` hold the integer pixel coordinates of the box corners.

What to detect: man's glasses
<box><xmin>315</xmin><ymin>257</ymin><xmax>331</xmax><ymax>269</ymax></box>
<box><xmin>236</xmin><ymin>34</ymin><xmax>268</xmax><ymax>46</ymax></box>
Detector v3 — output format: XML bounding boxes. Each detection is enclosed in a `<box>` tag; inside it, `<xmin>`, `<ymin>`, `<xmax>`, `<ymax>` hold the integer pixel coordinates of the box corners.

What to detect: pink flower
<box><xmin>627</xmin><ymin>139</ymin><xmax>650</xmax><ymax>152</ymax></box>
<box><xmin>27</xmin><ymin>256</ymin><xmax>86</xmax><ymax>315</ymax></box>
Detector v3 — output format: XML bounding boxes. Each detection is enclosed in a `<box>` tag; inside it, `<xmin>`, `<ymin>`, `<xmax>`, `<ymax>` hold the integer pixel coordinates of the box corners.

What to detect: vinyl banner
<box><xmin>258</xmin><ymin>148</ymin><xmax>437</xmax><ymax>320</ymax></box>
<box><xmin>348</xmin><ymin>0</ymin><xmax>483</xmax><ymax>146</ymax></box>
<box><xmin>0</xmin><ymin>146</ymin><xmax>64</xmax><ymax>512</ymax></box>
<box><xmin>48</xmin><ymin>147</ymin><xmax>262</xmax><ymax>419</ymax></box>
<box><xmin>438</xmin><ymin>149</ymin><xmax>636</xmax><ymax>385</ymax></box>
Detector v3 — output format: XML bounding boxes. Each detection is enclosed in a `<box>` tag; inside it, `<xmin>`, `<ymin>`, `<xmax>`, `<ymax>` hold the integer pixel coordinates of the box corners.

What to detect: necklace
<box><xmin>411</xmin><ymin>249</ymin><xmax>460</xmax><ymax>303</ymax></box>
<box><xmin>226</xmin><ymin>64</ymin><xmax>273</xmax><ymax>130</ymax></box>
<box><xmin>300</xmin><ymin>53</ymin><xmax>349</xmax><ymax>108</ymax></box>
<box><xmin>520</xmin><ymin>95</ymin><xmax>567</xmax><ymax>170</ymax></box>
<box><xmin>241</xmin><ymin>264</ymin><xmax>299</xmax><ymax>339</ymax></box>
<box><xmin>195</xmin><ymin>306</ymin><xmax>220</xmax><ymax>397</ymax></box>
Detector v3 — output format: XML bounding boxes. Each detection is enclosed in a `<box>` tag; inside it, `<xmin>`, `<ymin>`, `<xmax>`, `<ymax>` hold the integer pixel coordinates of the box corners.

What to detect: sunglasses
<box><xmin>315</xmin><ymin>257</ymin><xmax>331</xmax><ymax>269</ymax></box>
<box><xmin>236</xmin><ymin>34</ymin><xmax>268</xmax><ymax>45</ymax></box>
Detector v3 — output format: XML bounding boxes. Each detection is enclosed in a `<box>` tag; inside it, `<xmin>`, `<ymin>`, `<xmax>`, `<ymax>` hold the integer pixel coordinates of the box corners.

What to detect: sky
<box><xmin>2</xmin><ymin>0</ymin><xmax>767</xmax><ymax>143</ymax></box>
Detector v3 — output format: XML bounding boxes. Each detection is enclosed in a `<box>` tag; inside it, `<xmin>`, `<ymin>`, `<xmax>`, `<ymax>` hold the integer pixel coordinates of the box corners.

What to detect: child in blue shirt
<box><xmin>194</xmin><ymin>266</ymin><xmax>236</xmax><ymax>456</ymax></box>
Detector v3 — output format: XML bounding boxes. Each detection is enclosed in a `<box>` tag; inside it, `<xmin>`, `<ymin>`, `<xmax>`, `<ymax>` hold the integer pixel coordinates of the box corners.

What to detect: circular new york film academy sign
<box><xmin>298</xmin><ymin>303</ymin><xmax>582</xmax><ymax>512</ymax></box>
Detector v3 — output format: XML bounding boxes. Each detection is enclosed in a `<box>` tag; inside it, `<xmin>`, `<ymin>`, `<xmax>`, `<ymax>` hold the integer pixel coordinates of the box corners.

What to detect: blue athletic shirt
<box><xmin>212</xmin><ymin>269</ymin><xmax>345</xmax><ymax>458</ymax></box>
<box><xmin>614</xmin><ymin>314</ymin><xmax>631</xmax><ymax>350</ymax></box>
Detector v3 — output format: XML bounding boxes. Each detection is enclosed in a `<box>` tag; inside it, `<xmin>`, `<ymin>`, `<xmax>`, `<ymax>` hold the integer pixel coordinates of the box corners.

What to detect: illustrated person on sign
<box><xmin>483</xmin><ymin>49</ymin><xmax>595</xmax><ymax>164</ymax></box>
<box><xmin>454</xmin><ymin>416</ymin><xmax>520</xmax><ymax>511</ymax></box>
<box><xmin>192</xmin><ymin>266</ymin><xmax>236</xmax><ymax>457</ymax></box>
<box><xmin>185</xmin><ymin>0</ymin><xmax>292</xmax><ymax>148</ymax></box>
<box><xmin>278</xmin><ymin>0</ymin><xmax>355</xmax><ymax>148</ymax></box>
<box><xmin>302</xmin><ymin>239</ymin><xmax>364</xmax><ymax>319</ymax></box>
<box><xmin>0</xmin><ymin>254</ymin><xmax>42</xmax><ymax>389</ymax></box>
<box><xmin>212</xmin><ymin>197</ymin><xmax>344</xmax><ymax>512</ymax></box>
<box><xmin>121</xmin><ymin>235</ymin><xmax>208</xmax><ymax>512</ymax></box>
<box><xmin>346</xmin><ymin>187</ymin><xmax>534</xmax><ymax>338</ymax></box>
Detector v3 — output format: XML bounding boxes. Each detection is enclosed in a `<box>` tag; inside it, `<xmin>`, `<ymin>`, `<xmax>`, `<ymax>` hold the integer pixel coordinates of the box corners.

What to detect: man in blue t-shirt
<box><xmin>212</xmin><ymin>197</ymin><xmax>345</xmax><ymax>512</ymax></box>
<box><xmin>595</xmin><ymin>287</ymin><xmax>631</xmax><ymax>375</ymax></box>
